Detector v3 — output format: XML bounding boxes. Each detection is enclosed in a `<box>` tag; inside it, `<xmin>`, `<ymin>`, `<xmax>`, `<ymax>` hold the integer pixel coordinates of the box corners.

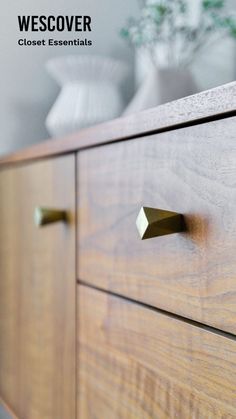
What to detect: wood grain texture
<box><xmin>0</xmin><ymin>82</ymin><xmax>236</xmax><ymax>165</ymax></box>
<box><xmin>78</xmin><ymin>285</ymin><xmax>236</xmax><ymax>419</ymax></box>
<box><xmin>0</xmin><ymin>156</ymin><xmax>76</xmax><ymax>419</ymax></box>
<box><xmin>78</xmin><ymin>116</ymin><xmax>236</xmax><ymax>335</ymax></box>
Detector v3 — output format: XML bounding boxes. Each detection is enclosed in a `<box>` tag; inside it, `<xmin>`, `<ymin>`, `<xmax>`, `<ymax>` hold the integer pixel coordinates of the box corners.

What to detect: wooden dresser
<box><xmin>0</xmin><ymin>82</ymin><xmax>236</xmax><ymax>419</ymax></box>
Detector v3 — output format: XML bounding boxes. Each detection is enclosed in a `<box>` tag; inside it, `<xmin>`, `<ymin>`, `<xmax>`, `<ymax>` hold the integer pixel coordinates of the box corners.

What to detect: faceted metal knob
<box><xmin>34</xmin><ymin>207</ymin><xmax>67</xmax><ymax>227</ymax></box>
<box><xmin>136</xmin><ymin>207</ymin><xmax>184</xmax><ymax>240</ymax></box>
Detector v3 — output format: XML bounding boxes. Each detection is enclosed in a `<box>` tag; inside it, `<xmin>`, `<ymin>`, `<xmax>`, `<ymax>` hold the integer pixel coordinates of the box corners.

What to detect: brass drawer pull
<box><xmin>34</xmin><ymin>207</ymin><xmax>67</xmax><ymax>227</ymax></box>
<box><xmin>136</xmin><ymin>207</ymin><xmax>184</xmax><ymax>240</ymax></box>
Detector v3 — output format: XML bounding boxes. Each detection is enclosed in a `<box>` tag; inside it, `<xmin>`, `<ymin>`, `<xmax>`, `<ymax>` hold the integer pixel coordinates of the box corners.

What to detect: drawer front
<box><xmin>78</xmin><ymin>285</ymin><xmax>236</xmax><ymax>419</ymax></box>
<box><xmin>78</xmin><ymin>117</ymin><xmax>236</xmax><ymax>334</ymax></box>
<box><xmin>0</xmin><ymin>156</ymin><xmax>75</xmax><ymax>419</ymax></box>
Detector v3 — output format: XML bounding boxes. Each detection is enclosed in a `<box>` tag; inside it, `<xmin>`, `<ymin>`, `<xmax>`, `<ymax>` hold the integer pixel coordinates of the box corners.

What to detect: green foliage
<box><xmin>203</xmin><ymin>0</ymin><xmax>225</xmax><ymax>10</ymax></box>
<box><xmin>228</xmin><ymin>16</ymin><xmax>236</xmax><ymax>36</ymax></box>
<box><xmin>120</xmin><ymin>0</ymin><xmax>236</xmax><ymax>66</ymax></box>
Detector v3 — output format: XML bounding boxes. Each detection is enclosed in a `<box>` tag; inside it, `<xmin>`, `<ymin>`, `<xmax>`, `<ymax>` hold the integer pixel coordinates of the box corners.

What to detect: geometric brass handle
<box><xmin>34</xmin><ymin>207</ymin><xmax>67</xmax><ymax>227</ymax></box>
<box><xmin>136</xmin><ymin>207</ymin><xmax>184</xmax><ymax>240</ymax></box>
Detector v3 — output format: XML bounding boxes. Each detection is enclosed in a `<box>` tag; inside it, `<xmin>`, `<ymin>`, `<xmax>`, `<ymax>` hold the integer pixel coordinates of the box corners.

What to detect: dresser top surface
<box><xmin>1</xmin><ymin>81</ymin><xmax>236</xmax><ymax>167</ymax></box>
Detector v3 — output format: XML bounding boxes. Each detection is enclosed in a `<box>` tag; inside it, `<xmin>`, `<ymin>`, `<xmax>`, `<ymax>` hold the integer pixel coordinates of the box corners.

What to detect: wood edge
<box><xmin>0</xmin><ymin>397</ymin><xmax>18</xmax><ymax>419</ymax></box>
<box><xmin>1</xmin><ymin>81</ymin><xmax>236</xmax><ymax>166</ymax></box>
<box><xmin>77</xmin><ymin>281</ymin><xmax>236</xmax><ymax>342</ymax></box>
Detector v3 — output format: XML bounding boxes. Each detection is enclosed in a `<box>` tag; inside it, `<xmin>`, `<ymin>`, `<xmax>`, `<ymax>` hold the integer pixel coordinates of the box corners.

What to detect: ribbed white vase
<box><xmin>46</xmin><ymin>55</ymin><xmax>129</xmax><ymax>137</ymax></box>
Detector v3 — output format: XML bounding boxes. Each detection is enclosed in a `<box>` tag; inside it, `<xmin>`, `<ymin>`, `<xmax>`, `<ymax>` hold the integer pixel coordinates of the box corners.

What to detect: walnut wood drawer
<box><xmin>78</xmin><ymin>285</ymin><xmax>236</xmax><ymax>419</ymax></box>
<box><xmin>78</xmin><ymin>116</ymin><xmax>236</xmax><ymax>335</ymax></box>
<box><xmin>0</xmin><ymin>157</ymin><xmax>76</xmax><ymax>419</ymax></box>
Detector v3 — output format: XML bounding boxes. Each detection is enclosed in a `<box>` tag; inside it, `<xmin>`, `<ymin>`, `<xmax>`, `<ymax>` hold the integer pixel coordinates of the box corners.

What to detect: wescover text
<box><xmin>18</xmin><ymin>15</ymin><xmax>92</xmax><ymax>32</ymax></box>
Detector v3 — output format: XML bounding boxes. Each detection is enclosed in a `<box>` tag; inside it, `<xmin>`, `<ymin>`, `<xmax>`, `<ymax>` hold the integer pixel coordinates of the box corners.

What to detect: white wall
<box><xmin>0</xmin><ymin>0</ymin><xmax>235</xmax><ymax>156</ymax></box>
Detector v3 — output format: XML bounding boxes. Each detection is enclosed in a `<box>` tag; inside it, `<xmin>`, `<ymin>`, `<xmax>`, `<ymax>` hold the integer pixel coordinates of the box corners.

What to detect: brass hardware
<box><xmin>136</xmin><ymin>207</ymin><xmax>184</xmax><ymax>240</ymax></box>
<box><xmin>34</xmin><ymin>207</ymin><xmax>67</xmax><ymax>227</ymax></box>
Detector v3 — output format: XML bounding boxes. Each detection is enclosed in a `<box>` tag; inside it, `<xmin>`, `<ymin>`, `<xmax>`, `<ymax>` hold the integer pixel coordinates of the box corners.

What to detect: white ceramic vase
<box><xmin>123</xmin><ymin>48</ymin><xmax>198</xmax><ymax>116</ymax></box>
<box><xmin>46</xmin><ymin>55</ymin><xmax>129</xmax><ymax>137</ymax></box>
<box><xmin>123</xmin><ymin>66</ymin><xmax>198</xmax><ymax>116</ymax></box>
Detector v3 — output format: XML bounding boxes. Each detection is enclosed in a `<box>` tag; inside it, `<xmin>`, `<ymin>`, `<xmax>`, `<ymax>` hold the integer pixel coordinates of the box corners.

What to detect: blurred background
<box><xmin>0</xmin><ymin>0</ymin><xmax>235</xmax><ymax>156</ymax></box>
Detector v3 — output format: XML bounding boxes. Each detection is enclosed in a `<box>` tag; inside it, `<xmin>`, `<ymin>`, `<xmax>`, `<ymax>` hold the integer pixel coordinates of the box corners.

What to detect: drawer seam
<box><xmin>78</xmin><ymin>279</ymin><xmax>236</xmax><ymax>342</ymax></box>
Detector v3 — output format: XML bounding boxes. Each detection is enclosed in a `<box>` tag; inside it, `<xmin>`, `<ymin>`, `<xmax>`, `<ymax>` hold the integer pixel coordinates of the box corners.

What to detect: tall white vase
<box><xmin>46</xmin><ymin>55</ymin><xmax>129</xmax><ymax>137</ymax></box>
<box><xmin>123</xmin><ymin>47</ymin><xmax>198</xmax><ymax>116</ymax></box>
<box><xmin>123</xmin><ymin>66</ymin><xmax>198</xmax><ymax>116</ymax></box>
